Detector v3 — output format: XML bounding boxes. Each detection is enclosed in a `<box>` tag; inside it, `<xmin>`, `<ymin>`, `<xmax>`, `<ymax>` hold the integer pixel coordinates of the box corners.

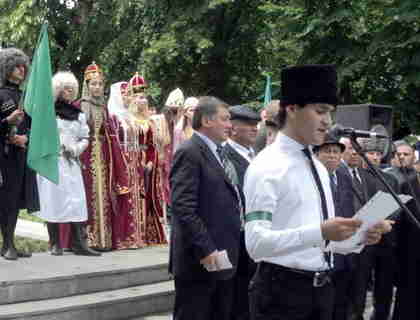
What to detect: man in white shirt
<box><xmin>244</xmin><ymin>65</ymin><xmax>391</xmax><ymax>320</ymax></box>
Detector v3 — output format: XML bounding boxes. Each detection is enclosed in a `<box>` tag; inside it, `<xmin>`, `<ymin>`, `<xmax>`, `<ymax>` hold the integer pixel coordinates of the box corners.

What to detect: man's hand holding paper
<box><xmin>200</xmin><ymin>250</ymin><xmax>233</xmax><ymax>272</ymax></box>
<box><xmin>327</xmin><ymin>191</ymin><xmax>410</xmax><ymax>254</ymax></box>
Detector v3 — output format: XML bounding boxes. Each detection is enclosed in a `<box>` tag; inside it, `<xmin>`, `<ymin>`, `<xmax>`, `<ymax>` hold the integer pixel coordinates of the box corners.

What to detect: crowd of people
<box><xmin>1</xmin><ymin>47</ymin><xmax>420</xmax><ymax>320</ymax></box>
<box><xmin>168</xmin><ymin>64</ymin><xmax>420</xmax><ymax>320</ymax></box>
<box><xmin>0</xmin><ymin>47</ymin><xmax>198</xmax><ymax>258</ymax></box>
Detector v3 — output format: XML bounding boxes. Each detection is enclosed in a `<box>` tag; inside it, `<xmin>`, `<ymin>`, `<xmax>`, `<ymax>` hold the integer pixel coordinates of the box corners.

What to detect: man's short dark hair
<box><xmin>277</xmin><ymin>102</ymin><xmax>305</xmax><ymax>129</ymax></box>
<box><xmin>192</xmin><ymin>96</ymin><xmax>229</xmax><ymax>130</ymax></box>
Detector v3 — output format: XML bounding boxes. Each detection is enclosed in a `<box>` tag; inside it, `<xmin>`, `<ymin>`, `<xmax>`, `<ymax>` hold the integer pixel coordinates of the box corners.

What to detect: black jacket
<box><xmin>0</xmin><ymin>82</ymin><xmax>39</xmax><ymax>213</ymax></box>
<box><xmin>389</xmin><ymin>167</ymin><xmax>420</xmax><ymax>319</ymax></box>
<box><xmin>359</xmin><ymin>167</ymin><xmax>399</xmax><ymax>248</ymax></box>
<box><xmin>169</xmin><ymin>133</ymin><xmax>241</xmax><ymax>281</ymax></box>
<box><xmin>333</xmin><ymin>168</ymin><xmax>357</xmax><ymax>271</ymax></box>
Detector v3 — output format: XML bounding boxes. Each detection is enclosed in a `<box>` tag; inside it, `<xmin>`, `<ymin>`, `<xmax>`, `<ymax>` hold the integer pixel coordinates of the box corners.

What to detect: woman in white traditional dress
<box><xmin>35</xmin><ymin>71</ymin><xmax>100</xmax><ymax>256</ymax></box>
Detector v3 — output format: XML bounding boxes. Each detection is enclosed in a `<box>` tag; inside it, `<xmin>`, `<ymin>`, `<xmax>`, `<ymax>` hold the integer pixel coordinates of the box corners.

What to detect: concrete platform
<box><xmin>0</xmin><ymin>281</ymin><xmax>174</xmax><ymax>320</ymax></box>
<box><xmin>0</xmin><ymin>246</ymin><xmax>171</xmax><ymax>304</ymax></box>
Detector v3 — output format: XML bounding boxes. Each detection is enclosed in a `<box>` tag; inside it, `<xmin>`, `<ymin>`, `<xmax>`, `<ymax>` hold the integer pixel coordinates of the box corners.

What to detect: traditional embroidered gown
<box><xmin>150</xmin><ymin>113</ymin><xmax>173</xmax><ymax>205</ymax></box>
<box><xmin>79</xmin><ymin>98</ymin><xmax>129</xmax><ymax>249</ymax></box>
<box><xmin>111</xmin><ymin>114</ymin><xmax>167</xmax><ymax>248</ymax></box>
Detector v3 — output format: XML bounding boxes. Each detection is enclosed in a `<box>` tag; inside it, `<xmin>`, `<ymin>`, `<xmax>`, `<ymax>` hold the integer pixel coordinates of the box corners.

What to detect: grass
<box><xmin>0</xmin><ymin>236</ymin><xmax>49</xmax><ymax>253</ymax></box>
<box><xmin>19</xmin><ymin>210</ymin><xmax>45</xmax><ymax>224</ymax></box>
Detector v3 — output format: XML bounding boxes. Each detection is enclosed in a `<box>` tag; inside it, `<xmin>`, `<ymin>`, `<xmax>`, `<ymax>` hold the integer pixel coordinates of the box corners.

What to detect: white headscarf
<box><xmin>165</xmin><ymin>88</ymin><xmax>184</xmax><ymax>108</ymax></box>
<box><xmin>107</xmin><ymin>82</ymin><xmax>128</xmax><ymax>119</ymax></box>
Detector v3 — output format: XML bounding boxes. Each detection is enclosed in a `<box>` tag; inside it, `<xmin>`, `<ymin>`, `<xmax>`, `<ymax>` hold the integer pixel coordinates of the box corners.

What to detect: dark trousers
<box><xmin>173</xmin><ymin>276</ymin><xmax>234</xmax><ymax>320</ymax></box>
<box><xmin>351</xmin><ymin>245</ymin><xmax>396</xmax><ymax>320</ymax></box>
<box><xmin>332</xmin><ymin>266</ymin><xmax>358</xmax><ymax>320</ymax></box>
<box><xmin>369</xmin><ymin>246</ymin><xmax>397</xmax><ymax>320</ymax></box>
<box><xmin>350</xmin><ymin>250</ymin><xmax>371</xmax><ymax>320</ymax></box>
<box><xmin>0</xmin><ymin>208</ymin><xmax>19</xmax><ymax>243</ymax></box>
<box><xmin>232</xmin><ymin>231</ymin><xmax>257</xmax><ymax>320</ymax></box>
<box><xmin>249</xmin><ymin>263</ymin><xmax>334</xmax><ymax>320</ymax></box>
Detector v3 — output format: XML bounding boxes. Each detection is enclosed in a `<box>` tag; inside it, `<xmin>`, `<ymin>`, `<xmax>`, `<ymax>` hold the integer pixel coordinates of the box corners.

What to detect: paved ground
<box><xmin>11</xmin><ymin>219</ymin><xmax>386</xmax><ymax>319</ymax></box>
<box><xmin>0</xmin><ymin>245</ymin><xmax>170</xmax><ymax>282</ymax></box>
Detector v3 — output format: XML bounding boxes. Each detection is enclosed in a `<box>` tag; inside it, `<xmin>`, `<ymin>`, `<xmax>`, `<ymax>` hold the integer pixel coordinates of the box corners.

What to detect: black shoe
<box><xmin>71</xmin><ymin>222</ymin><xmax>101</xmax><ymax>256</ymax></box>
<box><xmin>47</xmin><ymin>223</ymin><xmax>62</xmax><ymax>256</ymax></box>
<box><xmin>50</xmin><ymin>245</ymin><xmax>63</xmax><ymax>256</ymax></box>
<box><xmin>17</xmin><ymin>249</ymin><xmax>32</xmax><ymax>258</ymax></box>
<box><xmin>72</xmin><ymin>246</ymin><xmax>101</xmax><ymax>256</ymax></box>
<box><xmin>91</xmin><ymin>247</ymin><xmax>112</xmax><ymax>252</ymax></box>
<box><xmin>1</xmin><ymin>245</ymin><xmax>7</xmax><ymax>257</ymax></box>
<box><xmin>3</xmin><ymin>247</ymin><xmax>18</xmax><ymax>260</ymax></box>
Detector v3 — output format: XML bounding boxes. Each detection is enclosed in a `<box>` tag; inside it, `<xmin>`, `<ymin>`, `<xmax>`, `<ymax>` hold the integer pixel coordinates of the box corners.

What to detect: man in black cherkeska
<box><xmin>0</xmin><ymin>47</ymin><xmax>39</xmax><ymax>260</ymax></box>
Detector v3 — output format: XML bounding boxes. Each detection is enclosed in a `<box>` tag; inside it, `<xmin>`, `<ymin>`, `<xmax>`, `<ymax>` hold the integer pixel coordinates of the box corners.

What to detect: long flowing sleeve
<box><xmin>105</xmin><ymin>110</ymin><xmax>130</xmax><ymax>195</ymax></box>
<box><xmin>73</xmin><ymin>113</ymin><xmax>90</xmax><ymax>157</ymax></box>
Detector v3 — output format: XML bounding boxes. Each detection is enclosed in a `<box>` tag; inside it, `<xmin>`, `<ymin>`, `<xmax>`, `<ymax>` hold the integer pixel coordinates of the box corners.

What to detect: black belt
<box><xmin>261</xmin><ymin>262</ymin><xmax>332</xmax><ymax>288</ymax></box>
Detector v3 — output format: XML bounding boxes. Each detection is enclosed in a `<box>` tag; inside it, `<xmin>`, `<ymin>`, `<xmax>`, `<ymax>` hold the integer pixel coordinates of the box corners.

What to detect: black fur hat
<box><xmin>281</xmin><ymin>64</ymin><xmax>338</xmax><ymax>106</ymax></box>
<box><xmin>361</xmin><ymin>138</ymin><xmax>387</xmax><ymax>154</ymax></box>
<box><xmin>0</xmin><ymin>48</ymin><xmax>29</xmax><ymax>87</ymax></box>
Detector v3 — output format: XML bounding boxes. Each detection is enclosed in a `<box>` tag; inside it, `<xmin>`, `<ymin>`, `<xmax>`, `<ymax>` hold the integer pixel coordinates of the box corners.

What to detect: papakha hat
<box><xmin>281</xmin><ymin>64</ymin><xmax>338</xmax><ymax>107</ymax></box>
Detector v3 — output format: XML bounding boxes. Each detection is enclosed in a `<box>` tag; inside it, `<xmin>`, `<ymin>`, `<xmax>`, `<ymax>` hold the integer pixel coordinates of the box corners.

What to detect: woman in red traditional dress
<box><xmin>79</xmin><ymin>62</ymin><xmax>129</xmax><ymax>251</ymax></box>
<box><xmin>108</xmin><ymin>74</ymin><xmax>167</xmax><ymax>248</ymax></box>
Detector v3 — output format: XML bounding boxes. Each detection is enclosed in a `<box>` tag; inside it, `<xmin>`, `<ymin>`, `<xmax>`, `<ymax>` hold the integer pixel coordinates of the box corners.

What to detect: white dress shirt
<box><xmin>244</xmin><ymin>132</ymin><xmax>335</xmax><ymax>271</ymax></box>
<box><xmin>227</xmin><ymin>139</ymin><xmax>255</xmax><ymax>163</ymax></box>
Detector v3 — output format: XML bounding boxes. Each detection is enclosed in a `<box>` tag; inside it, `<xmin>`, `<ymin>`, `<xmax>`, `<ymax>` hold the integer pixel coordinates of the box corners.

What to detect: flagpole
<box><xmin>263</xmin><ymin>74</ymin><xmax>272</xmax><ymax>108</ymax></box>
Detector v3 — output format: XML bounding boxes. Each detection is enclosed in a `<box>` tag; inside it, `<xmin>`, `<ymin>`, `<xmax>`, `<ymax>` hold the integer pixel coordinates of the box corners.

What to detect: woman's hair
<box><xmin>52</xmin><ymin>71</ymin><xmax>79</xmax><ymax>102</ymax></box>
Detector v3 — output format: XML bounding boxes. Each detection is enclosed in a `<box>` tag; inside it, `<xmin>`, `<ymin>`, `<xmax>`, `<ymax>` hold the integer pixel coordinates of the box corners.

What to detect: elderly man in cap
<box><xmin>223</xmin><ymin>105</ymin><xmax>260</xmax><ymax>320</ymax></box>
<box><xmin>244</xmin><ymin>64</ymin><xmax>391</xmax><ymax>320</ymax></box>
<box><xmin>224</xmin><ymin>105</ymin><xmax>260</xmax><ymax>189</ymax></box>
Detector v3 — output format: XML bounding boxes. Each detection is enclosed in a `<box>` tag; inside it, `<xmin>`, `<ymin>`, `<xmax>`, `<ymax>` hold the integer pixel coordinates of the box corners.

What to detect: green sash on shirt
<box><xmin>245</xmin><ymin>211</ymin><xmax>272</xmax><ymax>223</ymax></box>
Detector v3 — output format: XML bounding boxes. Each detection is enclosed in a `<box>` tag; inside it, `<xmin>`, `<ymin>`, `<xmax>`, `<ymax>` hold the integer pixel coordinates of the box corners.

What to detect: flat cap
<box><xmin>229</xmin><ymin>105</ymin><xmax>261</xmax><ymax>122</ymax></box>
<box><xmin>313</xmin><ymin>132</ymin><xmax>345</xmax><ymax>153</ymax></box>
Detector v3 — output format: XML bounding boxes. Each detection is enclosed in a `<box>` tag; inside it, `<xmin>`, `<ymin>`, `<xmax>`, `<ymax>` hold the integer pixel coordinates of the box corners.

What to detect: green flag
<box><xmin>263</xmin><ymin>74</ymin><xmax>272</xmax><ymax>108</ymax></box>
<box><xmin>24</xmin><ymin>24</ymin><xmax>60</xmax><ymax>184</ymax></box>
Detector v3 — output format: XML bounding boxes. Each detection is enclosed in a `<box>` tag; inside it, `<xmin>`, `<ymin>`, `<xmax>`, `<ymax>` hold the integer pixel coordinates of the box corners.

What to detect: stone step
<box><xmin>130</xmin><ymin>312</ymin><xmax>172</xmax><ymax>320</ymax></box>
<box><xmin>0</xmin><ymin>246</ymin><xmax>171</xmax><ymax>305</ymax></box>
<box><xmin>0</xmin><ymin>280</ymin><xmax>174</xmax><ymax>320</ymax></box>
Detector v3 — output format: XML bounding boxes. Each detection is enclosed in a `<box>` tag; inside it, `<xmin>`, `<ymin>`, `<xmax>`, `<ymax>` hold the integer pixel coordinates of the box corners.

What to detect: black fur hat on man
<box><xmin>0</xmin><ymin>48</ymin><xmax>30</xmax><ymax>87</ymax></box>
<box><xmin>281</xmin><ymin>64</ymin><xmax>338</xmax><ymax>107</ymax></box>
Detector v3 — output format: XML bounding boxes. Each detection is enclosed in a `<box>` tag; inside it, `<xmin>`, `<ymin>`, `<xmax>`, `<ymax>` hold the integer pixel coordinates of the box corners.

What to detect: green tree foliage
<box><xmin>1</xmin><ymin>0</ymin><xmax>419</xmax><ymax>134</ymax></box>
<box><xmin>266</xmin><ymin>0</ymin><xmax>420</xmax><ymax>136</ymax></box>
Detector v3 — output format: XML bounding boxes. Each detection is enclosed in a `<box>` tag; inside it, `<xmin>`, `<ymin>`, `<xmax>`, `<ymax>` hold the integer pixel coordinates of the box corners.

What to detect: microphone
<box><xmin>329</xmin><ymin>124</ymin><xmax>388</xmax><ymax>139</ymax></box>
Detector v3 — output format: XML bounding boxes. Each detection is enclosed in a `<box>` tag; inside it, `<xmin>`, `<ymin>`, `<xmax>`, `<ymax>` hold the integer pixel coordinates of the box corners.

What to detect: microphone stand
<box><xmin>350</xmin><ymin>134</ymin><xmax>420</xmax><ymax>229</ymax></box>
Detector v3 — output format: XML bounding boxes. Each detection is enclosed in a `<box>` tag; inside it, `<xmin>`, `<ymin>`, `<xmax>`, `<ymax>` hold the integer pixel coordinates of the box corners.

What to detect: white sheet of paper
<box><xmin>215</xmin><ymin>250</ymin><xmax>233</xmax><ymax>270</ymax></box>
<box><xmin>328</xmin><ymin>191</ymin><xmax>412</xmax><ymax>254</ymax></box>
<box><xmin>203</xmin><ymin>250</ymin><xmax>233</xmax><ymax>272</ymax></box>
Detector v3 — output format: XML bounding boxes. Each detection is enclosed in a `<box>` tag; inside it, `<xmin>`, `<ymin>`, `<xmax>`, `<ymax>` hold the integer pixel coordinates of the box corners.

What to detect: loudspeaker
<box><xmin>335</xmin><ymin>104</ymin><xmax>393</xmax><ymax>137</ymax></box>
